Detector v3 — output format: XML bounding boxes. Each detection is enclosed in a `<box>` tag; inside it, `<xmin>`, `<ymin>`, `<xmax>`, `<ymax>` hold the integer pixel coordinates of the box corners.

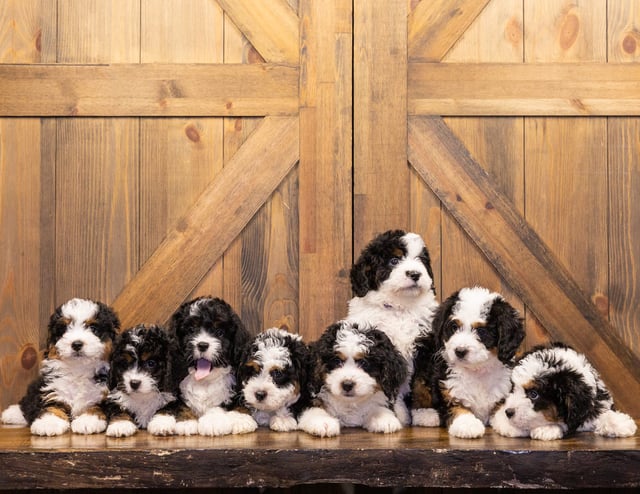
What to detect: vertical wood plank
<box><xmin>354</xmin><ymin>0</ymin><xmax>408</xmax><ymax>255</ymax></box>
<box><xmin>300</xmin><ymin>0</ymin><xmax>352</xmax><ymax>339</ymax></box>
<box><xmin>140</xmin><ymin>0</ymin><xmax>225</xmax><ymax>306</ymax></box>
<box><xmin>0</xmin><ymin>0</ymin><xmax>56</xmax><ymax>408</ymax></box>
<box><xmin>524</xmin><ymin>0</ymin><xmax>608</xmax><ymax>348</ymax></box>
<box><xmin>56</xmin><ymin>0</ymin><xmax>139</xmax><ymax>305</ymax></box>
<box><xmin>439</xmin><ymin>0</ymin><xmax>524</xmax><ymax>307</ymax></box>
<box><xmin>608</xmin><ymin>0</ymin><xmax>640</xmax><ymax>360</ymax></box>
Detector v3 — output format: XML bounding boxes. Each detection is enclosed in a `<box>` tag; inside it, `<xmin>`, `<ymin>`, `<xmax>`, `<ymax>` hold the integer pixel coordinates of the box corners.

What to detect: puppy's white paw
<box><xmin>594</xmin><ymin>410</ymin><xmax>637</xmax><ymax>438</ymax></box>
<box><xmin>31</xmin><ymin>413</ymin><xmax>70</xmax><ymax>436</ymax></box>
<box><xmin>1</xmin><ymin>404</ymin><xmax>28</xmax><ymax>426</ymax></box>
<box><xmin>365</xmin><ymin>409</ymin><xmax>402</xmax><ymax>434</ymax></box>
<box><xmin>411</xmin><ymin>407</ymin><xmax>440</xmax><ymax>427</ymax></box>
<box><xmin>490</xmin><ymin>409</ymin><xmax>528</xmax><ymax>438</ymax></box>
<box><xmin>198</xmin><ymin>411</ymin><xmax>234</xmax><ymax>436</ymax></box>
<box><xmin>71</xmin><ymin>413</ymin><xmax>107</xmax><ymax>434</ymax></box>
<box><xmin>298</xmin><ymin>407</ymin><xmax>340</xmax><ymax>437</ymax></box>
<box><xmin>270</xmin><ymin>415</ymin><xmax>298</xmax><ymax>432</ymax></box>
<box><xmin>175</xmin><ymin>419</ymin><xmax>199</xmax><ymax>436</ymax></box>
<box><xmin>227</xmin><ymin>411</ymin><xmax>258</xmax><ymax>435</ymax></box>
<box><xmin>393</xmin><ymin>399</ymin><xmax>411</xmax><ymax>427</ymax></box>
<box><xmin>448</xmin><ymin>413</ymin><xmax>485</xmax><ymax>439</ymax></box>
<box><xmin>106</xmin><ymin>419</ymin><xmax>138</xmax><ymax>438</ymax></box>
<box><xmin>531</xmin><ymin>424</ymin><xmax>565</xmax><ymax>441</ymax></box>
<box><xmin>147</xmin><ymin>414</ymin><xmax>176</xmax><ymax>436</ymax></box>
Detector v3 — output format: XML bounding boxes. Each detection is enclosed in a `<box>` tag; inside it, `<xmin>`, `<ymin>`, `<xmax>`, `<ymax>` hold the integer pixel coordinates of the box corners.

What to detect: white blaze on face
<box><xmin>325</xmin><ymin>327</ymin><xmax>377</xmax><ymax>398</ymax></box>
<box><xmin>56</xmin><ymin>298</ymin><xmax>104</xmax><ymax>360</ymax></box>
<box><xmin>381</xmin><ymin>233</ymin><xmax>431</xmax><ymax>296</ymax></box>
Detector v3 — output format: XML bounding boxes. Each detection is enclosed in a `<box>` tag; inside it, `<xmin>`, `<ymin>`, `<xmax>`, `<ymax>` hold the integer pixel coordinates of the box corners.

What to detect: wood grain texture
<box><xmin>113</xmin><ymin>116</ymin><xmax>299</xmax><ymax>328</ymax></box>
<box><xmin>408</xmin><ymin>62</ymin><xmax>640</xmax><ymax>116</ymax></box>
<box><xmin>407</xmin><ymin>115</ymin><xmax>640</xmax><ymax>417</ymax></box>
<box><xmin>439</xmin><ymin>0</ymin><xmax>524</xmax><ymax>307</ymax></box>
<box><xmin>0</xmin><ymin>426</ymin><xmax>638</xmax><ymax>489</ymax></box>
<box><xmin>608</xmin><ymin>0</ymin><xmax>640</xmax><ymax>61</ymax></box>
<box><xmin>354</xmin><ymin>0</ymin><xmax>409</xmax><ymax>255</ymax></box>
<box><xmin>0</xmin><ymin>1</ymin><xmax>56</xmax><ymax>408</ymax></box>
<box><xmin>216</xmin><ymin>0</ymin><xmax>299</xmax><ymax>64</ymax></box>
<box><xmin>299</xmin><ymin>0</ymin><xmax>352</xmax><ymax>340</ymax></box>
<box><xmin>0</xmin><ymin>63</ymin><xmax>299</xmax><ymax>117</ymax></box>
<box><xmin>408</xmin><ymin>0</ymin><xmax>491</xmax><ymax>61</ymax></box>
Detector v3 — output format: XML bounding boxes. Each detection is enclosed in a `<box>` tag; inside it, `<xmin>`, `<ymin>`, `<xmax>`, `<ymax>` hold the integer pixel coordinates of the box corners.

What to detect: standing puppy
<box><xmin>491</xmin><ymin>342</ymin><xmax>637</xmax><ymax>440</ymax></box>
<box><xmin>298</xmin><ymin>321</ymin><xmax>407</xmax><ymax>437</ymax></box>
<box><xmin>413</xmin><ymin>286</ymin><xmax>524</xmax><ymax>438</ymax></box>
<box><xmin>149</xmin><ymin>296</ymin><xmax>257</xmax><ymax>436</ymax></box>
<box><xmin>104</xmin><ymin>324</ymin><xmax>176</xmax><ymax>437</ymax></box>
<box><xmin>347</xmin><ymin>230</ymin><xmax>439</xmax><ymax>425</ymax></box>
<box><xmin>1</xmin><ymin>298</ymin><xmax>119</xmax><ymax>436</ymax></box>
<box><xmin>236</xmin><ymin>328</ymin><xmax>313</xmax><ymax>431</ymax></box>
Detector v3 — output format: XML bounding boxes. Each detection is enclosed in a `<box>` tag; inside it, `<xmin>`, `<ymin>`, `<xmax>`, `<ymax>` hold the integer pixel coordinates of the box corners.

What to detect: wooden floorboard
<box><xmin>0</xmin><ymin>423</ymin><xmax>638</xmax><ymax>490</ymax></box>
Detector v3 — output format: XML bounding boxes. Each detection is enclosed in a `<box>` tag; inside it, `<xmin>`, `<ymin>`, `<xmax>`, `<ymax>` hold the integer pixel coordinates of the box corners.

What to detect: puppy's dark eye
<box><xmin>270</xmin><ymin>369</ymin><xmax>285</xmax><ymax>381</ymax></box>
<box><xmin>389</xmin><ymin>257</ymin><xmax>400</xmax><ymax>266</ymax></box>
<box><xmin>526</xmin><ymin>389</ymin><xmax>539</xmax><ymax>401</ymax></box>
<box><xmin>144</xmin><ymin>359</ymin><xmax>157</xmax><ymax>369</ymax></box>
<box><xmin>328</xmin><ymin>357</ymin><xmax>343</xmax><ymax>369</ymax></box>
<box><xmin>356</xmin><ymin>359</ymin><xmax>369</xmax><ymax>371</ymax></box>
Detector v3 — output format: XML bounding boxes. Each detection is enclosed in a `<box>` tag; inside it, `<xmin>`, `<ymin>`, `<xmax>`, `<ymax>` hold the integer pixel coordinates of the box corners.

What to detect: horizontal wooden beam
<box><xmin>0</xmin><ymin>64</ymin><xmax>299</xmax><ymax>116</ymax></box>
<box><xmin>409</xmin><ymin>63</ymin><xmax>640</xmax><ymax>116</ymax></box>
<box><xmin>408</xmin><ymin>115</ymin><xmax>640</xmax><ymax>417</ymax></box>
<box><xmin>113</xmin><ymin>116</ymin><xmax>299</xmax><ymax>328</ymax></box>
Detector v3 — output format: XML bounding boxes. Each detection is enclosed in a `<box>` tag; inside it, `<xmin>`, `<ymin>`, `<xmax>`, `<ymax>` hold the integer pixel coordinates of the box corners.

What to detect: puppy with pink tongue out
<box><xmin>147</xmin><ymin>297</ymin><xmax>257</xmax><ymax>436</ymax></box>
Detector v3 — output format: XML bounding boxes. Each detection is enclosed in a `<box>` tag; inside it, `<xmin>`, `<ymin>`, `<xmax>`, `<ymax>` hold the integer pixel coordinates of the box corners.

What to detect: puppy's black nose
<box><xmin>71</xmin><ymin>340</ymin><xmax>84</xmax><ymax>352</ymax></box>
<box><xmin>254</xmin><ymin>391</ymin><xmax>267</xmax><ymax>402</ymax></box>
<box><xmin>406</xmin><ymin>270</ymin><xmax>421</xmax><ymax>282</ymax></box>
<box><xmin>505</xmin><ymin>408</ymin><xmax>515</xmax><ymax>419</ymax></box>
<box><xmin>197</xmin><ymin>342</ymin><xmax>209</xmax><ymax>353</ymax></box>
<box><xmin>129</xmin><ymin>380</ymin><xmax>141</xmax><ymax>390</ymax></box>
<box><xmin>341</xmin><ymin>380</ymin><xmax>355</xmax><ymax>393</ymax></box>
<box><xmin>454</xmin><ymin>347</ymin><xmax>468</xmax><ymax>359</ymax></box>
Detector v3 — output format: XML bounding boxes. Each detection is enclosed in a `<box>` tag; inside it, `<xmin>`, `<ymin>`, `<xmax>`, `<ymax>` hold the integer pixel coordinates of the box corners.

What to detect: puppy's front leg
<box><xmin>364</xmin><ymin>406</ymin><xmax>402</xmax><ymax>434</ymax></box>
<box><xmin>298</xmin><ymin>406</ymin><xmax>340</xmax><ymax>437</ymax></box>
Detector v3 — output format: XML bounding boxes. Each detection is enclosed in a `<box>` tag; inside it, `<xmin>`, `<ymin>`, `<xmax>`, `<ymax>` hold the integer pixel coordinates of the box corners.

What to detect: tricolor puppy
<box><xmin>149</xmin><ymin>296</ymin><xmax>257</xmax><ymax>436</ymax></box>
<box><xmin>104</xmin><ymin>324</ymin><xmax>176</xmax><ymax>437</ymax></box>
<box><xmin>412</xmin><ymin>286</ymin><xmax>524</xmax><ymax>438</ymax></box>
<box><xmin>491</xmin><ymin>342</ymin><xmax>637</xmax><ymax>440</ymax></box>
<box><xmin>347</xmin><ymin>229</ymin><xmax>439</xmax><ymax>425</ymax></box>
<box><xmin>1</xmin><ymin>298</ymin><xmax>119</xmax><ymax>436</ymax></box>
<box><xmin>236</xmin><ymin>328</ymin><xmax>313</xmax><ymax>431</ymax></box>
<box><xmin>298</xmin><ymin>321</ymin><xmax>407</xmax><ymax>437</ymax></box>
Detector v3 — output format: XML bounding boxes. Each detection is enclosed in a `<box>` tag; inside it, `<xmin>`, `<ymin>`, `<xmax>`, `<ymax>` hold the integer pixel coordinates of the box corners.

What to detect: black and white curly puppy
<box><xmin>149</xmin><ymin>296</ymin><xmax>257</xmax><ymax>436</ymax></box>
<box><xmin>103</xmin><ymin>324</ymin><xmax>176</xmax><ymax>437</ymax></box>
<box><xmin>1</xmin><ymin>298</ymin><xmax>119</xmax><ymax>436</ymax></box>
<box><xmin>235</xmin><ymin>327</ymin><xmax>313</xmax><ymax>432</ymax></box>
<box><xmin>412</xmin><ymin>286</ymin><xmax>525</xmax><ymax>438</ymax></box>
<box><xmin>298</xmin><ymin>321</ymin><xmax>408</xmax><ymax>437</ymax></box>
<box><xmin>347</xmin><ymin>229</ymin><xmax>439</xmax><ymax>425</ymax></box>
<box><xmin>491</xmin><ymin>342</ymin><xmax>637</xmax><ymax>440</ymax></box>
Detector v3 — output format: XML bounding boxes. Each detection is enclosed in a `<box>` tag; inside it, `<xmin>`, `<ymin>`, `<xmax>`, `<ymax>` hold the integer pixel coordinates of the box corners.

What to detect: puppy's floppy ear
<box><xmin>307</xmin><ymin>323</ymin><xmax>341</xmax><ymax>395</ymax></box>
<box><xmin>419</xmin><ymin>246</ymin><xmax>436</xmax><ymax>295</ymax></box>
<box><xmin>350</xmin><ymin>255</ymin><xmax>372</xmax><ymax>297</ymax></box>
<box><xmin>367</xmin><ymin>329</ymin><xmax>408</xmax><ymax>400</ymax></box>
<box><xmin>229</xmin><ymin>311</ymin><xmax>251</xmax><ymax>366</ymax></box>
<box><xmin>488</xmin><ymin>298</ymin><xmax>525</xmax><ymax>362</ymax></box>
<box><xmin>431</xmin><ymin>290</ymin><xmax>460</xmax><ymax>348</ymax></box>
<box><xmin>97</xmin><ymin>301</ymin><xmax>121</xmax><ymax>334</ymax></box>
<box><xmin>547</xmin><ymin>369</ymin><xmax>594</xmax><ymax>435</ymax></box>
<box><xmin>168</xmin><ymin>298</ymin><xmax>194</xmax><ymax>341</ymax></box>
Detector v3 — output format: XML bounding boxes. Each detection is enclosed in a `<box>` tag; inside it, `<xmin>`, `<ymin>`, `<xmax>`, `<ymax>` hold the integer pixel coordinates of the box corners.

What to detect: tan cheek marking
<box><xmin>47</xmin><ymin>344</ymin><xmax>60</xmax><ymax>360</ymax></box>
<box><xmin>541</xmin><ymin>404</ymin><xmax>560</xmax><ymax>424</ymax></box>
<box><xmin>246</xmin><ymin>360</ymin><xmax>261</xmax><ymax>373</ymax></box>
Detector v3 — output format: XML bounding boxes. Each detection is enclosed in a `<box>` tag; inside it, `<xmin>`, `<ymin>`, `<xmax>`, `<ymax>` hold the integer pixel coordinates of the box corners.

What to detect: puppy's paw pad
<box><xmin>366</xmin><ymin>414</ymin><xmax>402</xmax><ymax>434</ymax></box>
<box><xmin>147</xmin><ymin>414</ymin><xmax>176</xmax><ymax>436</ymax></box>
<box><xmin>531</xmin><ymin>424</ymin><xmax>564</xmax><ymax>441</ymax></box>
<box><xmin>175</xmin><ymin>419</ymin><xmax>199</xmax><ymax>436</ymax></box>
<box><xmin>270</xmin><ymin>415</ymin><xmax>298</xmax><ymax>432</ymax></box>
<box><xmin>31</xmin><ymin>413</ymin><xmax>70</xmax><ymax>436</ymax></box>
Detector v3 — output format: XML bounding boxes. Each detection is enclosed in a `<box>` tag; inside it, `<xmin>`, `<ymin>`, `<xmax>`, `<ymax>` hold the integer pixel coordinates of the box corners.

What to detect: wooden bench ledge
<box><xmin>1</xmin><ymin>424</ymin><xmax>638</xmax><ymax>490</ymax></box>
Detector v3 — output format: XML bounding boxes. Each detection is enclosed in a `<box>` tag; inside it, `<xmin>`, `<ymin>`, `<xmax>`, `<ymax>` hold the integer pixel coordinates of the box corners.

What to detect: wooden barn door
<box><xmin>2</xmin><ymin>0</ymin><xmax>640</xmax><ymax>418</ymax></box>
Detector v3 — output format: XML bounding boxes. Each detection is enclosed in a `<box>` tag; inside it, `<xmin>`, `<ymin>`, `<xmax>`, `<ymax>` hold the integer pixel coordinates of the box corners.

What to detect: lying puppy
<box><xmin>104</xmin><ymin>324</ymin><xmax>176</xmax><ymax>437</ymax></box>
<box><xmin>298</xmin><ymin>321</ymin><xmax>407</xmax><ymax>437</ymax></box>
<box><xmin>149</xmin><ymin>296</ymin><xmax>257</xmax><ymax>436</ymax></box>
<box><xmin>236</xmin><ymin>328</ymin><xmax>313</xmax><ymax>431</ymax></box>
<box><xmin>1</xmin><ymin>298</ymin><xmax>119</xmax><ymax>436</ymax></box>
<box><xmin>412</xmin><ymin>286</ymin><xmax>525</xmax><ymax>438</ymax></box>
<box><xmin>491</xmin><ymin>342</ymin><xmax>637</xmax><ymax>440</ymax></box>
<box><xmin>347</xmin><ymin>229</ymin><xmax>439</xmax><ymax>425</ymax></box>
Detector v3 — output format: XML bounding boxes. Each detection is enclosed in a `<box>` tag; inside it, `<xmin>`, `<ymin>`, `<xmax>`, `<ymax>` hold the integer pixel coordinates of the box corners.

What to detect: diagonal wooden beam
<box><xmin>408</xmin><ymin>0</ymin><xmax>490</xmax><ymax>61</ymax></box>
<box><xmin>0</xmin><ymin>63</ymin><xmax>298</xmax><ymax>117</ymax></box>
<box><xmin>216</xmin><ymin>0</ymin><xmax>299</xmax><ymax>65</ymax></box>
<box><xmin>408</xmin><ymin>115</ymin><xmax>640</xmax><ymax>417</ymax></box>
<box><xmin>113</xmin><ymin>116</ymin><xmax>299</xmax><ymax>328</ymax></box>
